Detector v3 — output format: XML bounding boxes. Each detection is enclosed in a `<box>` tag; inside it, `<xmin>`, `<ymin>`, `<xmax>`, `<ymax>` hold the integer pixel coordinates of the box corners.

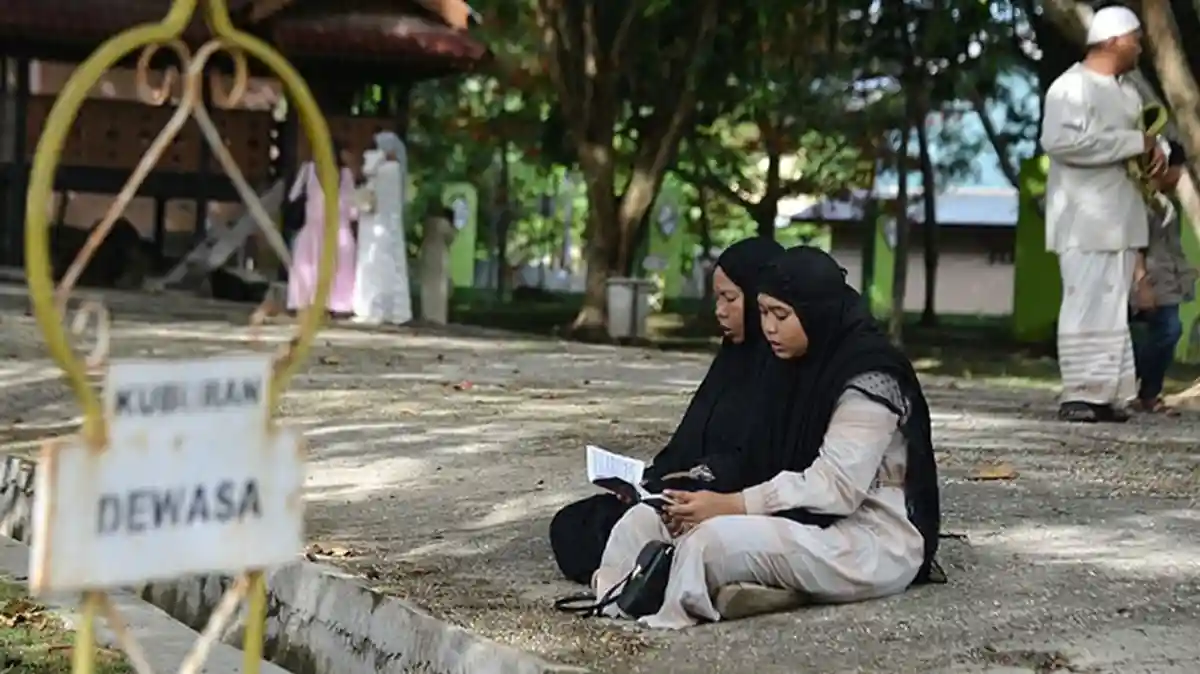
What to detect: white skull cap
<box><xmin>1086</xmin><ymin>6</ymin><xmax>1141</xmax><ymax>45</ymax></box>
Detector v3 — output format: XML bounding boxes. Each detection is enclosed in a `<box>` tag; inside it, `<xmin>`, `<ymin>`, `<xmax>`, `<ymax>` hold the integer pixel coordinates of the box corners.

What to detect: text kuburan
<box><xmin>113</xmin><ymin>376</ymin><xmax>262</xmax><ymax>417</ymax></box>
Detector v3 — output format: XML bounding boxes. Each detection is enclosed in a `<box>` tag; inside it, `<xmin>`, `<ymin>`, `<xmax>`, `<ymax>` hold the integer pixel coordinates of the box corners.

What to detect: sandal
<box><xmin>1134</xmin><ymin>397</ymin><xmax>1179</xmax><ymax>416</ymax></box>
<box><xmin>1058</xmin><ymin>401</ymin><xmax>1098</xmax><ymax>423</ymax></box>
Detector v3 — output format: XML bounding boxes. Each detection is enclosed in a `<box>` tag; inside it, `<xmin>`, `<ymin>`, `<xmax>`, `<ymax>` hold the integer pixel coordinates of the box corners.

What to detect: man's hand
<box><xmin>1146</xmin><ymin>141</ymin><xmax>1168</xmax><ymax>177</ymax></box>
<box><xmin>664</xmin><ymin>490</ymin><xmax>746</xmax><ymax>527</ymax></box>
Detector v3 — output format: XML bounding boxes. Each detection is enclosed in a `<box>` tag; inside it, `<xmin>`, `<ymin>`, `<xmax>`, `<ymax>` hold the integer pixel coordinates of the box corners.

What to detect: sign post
<box><xmin>21</xmin><ymin>1</ymin><xmax>333</xmax><ymax>672</ymax></box>
<box><xmin>32</xmin><ymin>355</ymin><xmax>304</xmax><ymax>594</ymax></box>
<box><xmin>442</xmin><ymin>182</ymin><xmax>479</xmax><ymax>289</ymax></box>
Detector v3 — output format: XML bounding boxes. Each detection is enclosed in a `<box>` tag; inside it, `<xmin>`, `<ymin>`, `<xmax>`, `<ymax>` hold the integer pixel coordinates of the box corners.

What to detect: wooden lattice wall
<box><xmin>295</xmin><ymin>116</ymin><xmax>383</xmax><ymax>165</ymax></box>
<box><xmin>24</xmin><ymin>96</ymin><xmax>273</xmax><ymax>182</ymax></box>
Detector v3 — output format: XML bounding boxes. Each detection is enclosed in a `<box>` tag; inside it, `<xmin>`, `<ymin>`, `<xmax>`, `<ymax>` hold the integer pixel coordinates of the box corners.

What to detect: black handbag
<box><xmin>553</xmin><ymin>540</ymin><xmax>675</xmax><ymax>618</ymax></box>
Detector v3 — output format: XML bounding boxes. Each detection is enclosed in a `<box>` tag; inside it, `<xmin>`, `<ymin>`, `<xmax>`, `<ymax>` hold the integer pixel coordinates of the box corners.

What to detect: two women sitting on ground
<box><xmin>550</xmin><ymin>242</ymin><xmax>943</xmax><ymax>628</ymax></box>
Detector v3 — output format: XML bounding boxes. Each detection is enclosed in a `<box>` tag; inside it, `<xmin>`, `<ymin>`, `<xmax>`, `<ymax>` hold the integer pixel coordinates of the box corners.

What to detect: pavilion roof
<box><xmin>0</xmin><ymin>0</ymin><xmax>487</xmax><ymax>72</ymax></box>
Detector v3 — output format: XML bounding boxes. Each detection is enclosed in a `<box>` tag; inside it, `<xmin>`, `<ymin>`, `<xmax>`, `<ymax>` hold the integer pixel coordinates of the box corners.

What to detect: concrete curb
<box><xmin>0</xmin><ymin>536</ymin><xmax>293</xmax><ymax>674</ymax></box>
<box><xmin>142</xmin><ymin>563</ymin><xmax>586</xmax><ymax>674</ymax></box>
<box><xmin>1</xmin><ymin>453</ymin><xmax>586</xmax><ymax>674</ymax></box>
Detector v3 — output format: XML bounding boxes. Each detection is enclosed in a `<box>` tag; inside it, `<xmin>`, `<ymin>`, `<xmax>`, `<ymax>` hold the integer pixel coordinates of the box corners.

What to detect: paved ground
<box><xmin>1</xmin><ymin>286</ymin><xmax>1199</xmax><ymax>673</ymax></box>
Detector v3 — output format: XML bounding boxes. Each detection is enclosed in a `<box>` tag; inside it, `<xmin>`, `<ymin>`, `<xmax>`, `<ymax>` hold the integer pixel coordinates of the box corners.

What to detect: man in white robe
<box><xmin>352</xmin><ymin>132</ymin><xmax>413</xmax><ymax>325</ymax></box>
<box><xmin>1040</xmin><ymin>5</ymin><xmax>1166</xmax><ymax>423</ymax></box>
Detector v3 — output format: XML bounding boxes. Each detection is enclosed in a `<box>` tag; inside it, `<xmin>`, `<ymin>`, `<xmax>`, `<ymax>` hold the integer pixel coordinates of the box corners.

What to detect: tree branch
<box><xmin>535</xmin><ymin>0</ymin><xmax>581</xmax><ymax>133</ymax></box>
<box><xmin>675</xmin><ymin>165</ymin><xmax>757</xmax><ymax>212</ymax></box>
<box><xmin>607</xmin><ymin>0</ymin><xmax>641</xmax><ymax>74</ymax></box>
<box><xmin>967</xmin><ymin>88</ymin><xmax>1021</xmax><ymax>190</ymax></box>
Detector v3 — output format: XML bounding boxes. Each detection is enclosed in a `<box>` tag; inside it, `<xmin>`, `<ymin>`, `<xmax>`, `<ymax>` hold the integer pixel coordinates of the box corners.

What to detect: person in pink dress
<box><xmin>286</xmin><ymin>144</ymin><xmax>359</xmax><ymax>317</ymax></box>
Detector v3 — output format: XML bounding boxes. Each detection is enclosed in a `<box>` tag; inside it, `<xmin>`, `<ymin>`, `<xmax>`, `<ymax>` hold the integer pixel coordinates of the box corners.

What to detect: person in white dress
<box><xmin>592</xmin><ymin>246</ymin><xmax>942</xmax><ymax>629</ymax></box>
<box><xmin>352</xmin><ymin>131</ymin><xmax>413</xmax><ymax>325</ymax></box>
<box><xmin>1039</xmin><ymin>5</ymin><xmax>1166</xmax><ymax>423</ymax></box>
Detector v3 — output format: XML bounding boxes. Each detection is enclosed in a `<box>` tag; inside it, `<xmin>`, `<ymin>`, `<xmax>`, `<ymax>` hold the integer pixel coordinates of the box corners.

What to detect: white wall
<box><xmin>828</xmin><ymin>246</ymin><xmax>1014</xmax><ymax>316</ymax></box>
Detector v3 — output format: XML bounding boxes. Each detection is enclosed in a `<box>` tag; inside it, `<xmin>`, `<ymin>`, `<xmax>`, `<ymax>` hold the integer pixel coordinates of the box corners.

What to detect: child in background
<box><xmin>1131</xmin><ymin>141</ymin><xmax>1195</xmax><ymax>415</ymax></box>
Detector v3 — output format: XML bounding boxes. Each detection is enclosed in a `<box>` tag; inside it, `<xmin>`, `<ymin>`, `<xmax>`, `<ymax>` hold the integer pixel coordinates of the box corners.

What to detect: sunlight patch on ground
<box><xmin>465</xmin><ymin>491</ymin><xmax>568</xmax><ymax>530</ymax></box>
<box><xmin>116</xmin><ymin>326</ymin><xmax>279</xmax><ymax>345</ymax></box>
<box><xmin>0</xmin><ymin>365</ymin><xmax>68</xmax><ymax>388</ymax></box>
<box><xmin>985</xmin><ymin>521</ymin><xmax>1200</xmax><ymax>576</ymax></box>
<box><xmin>304</xmin><ymin>456</ymin><xmax>429</xmax><ymax>498</ymax></box>
<box><xmin>305</xmin><ymin>420</ymin><xmax>415</xmax><ymax>438</ymax></box>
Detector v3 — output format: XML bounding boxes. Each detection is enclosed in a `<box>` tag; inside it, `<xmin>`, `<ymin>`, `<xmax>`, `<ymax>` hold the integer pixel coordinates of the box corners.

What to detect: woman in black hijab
<box><xmin>593</xmin><ymin>246</ymin><xmax>942</xmax><ymax>629</ymax></box>
<box><xmin>548</xmin><ymin>236</ymin><xmax>783</xmax><ymax>585</ymax></box>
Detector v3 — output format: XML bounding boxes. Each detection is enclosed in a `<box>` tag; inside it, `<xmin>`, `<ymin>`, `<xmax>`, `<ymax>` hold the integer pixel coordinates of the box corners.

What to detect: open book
<box><xmin>586</xmin><ymin>445</ymin><xmax>674</xmax><ymax>510</ymax></box>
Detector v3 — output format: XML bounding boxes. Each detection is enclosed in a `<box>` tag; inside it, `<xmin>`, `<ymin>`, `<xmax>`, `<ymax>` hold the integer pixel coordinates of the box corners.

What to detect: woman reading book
<box><xmin>592</xmin><ymin>246</ymin><xmax>942</xmax><ymax>628</ymax></box>
<box><xmin>548</xmin><ymin>236</ymin><xmax>783</xmax><ymax>584</ymax></box>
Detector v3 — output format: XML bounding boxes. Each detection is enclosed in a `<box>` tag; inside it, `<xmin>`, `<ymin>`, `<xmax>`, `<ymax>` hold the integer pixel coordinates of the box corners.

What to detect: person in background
<box><xmin>353</xmin><ymin>131</ymin><xmax>413</xmax><ymax>326</ymax></box>
<box><xmin>1039</xmin><ymin>5</ymin><xmax>1166</xmax><ymax>423</ymax></box>
<box><xmin>419</xmin><ymin>205</ymin><xmax>458</xmax><ymax>325</ymax></box>
<box><xmin>286</xmin><ymin>143</ymin><xmax>359</xmax><ymax>318</ymax></box>
<box><xmin>1131</xmin><ymin>141</ymin><xmax>1195</xmax><ymax>415</ymax></box>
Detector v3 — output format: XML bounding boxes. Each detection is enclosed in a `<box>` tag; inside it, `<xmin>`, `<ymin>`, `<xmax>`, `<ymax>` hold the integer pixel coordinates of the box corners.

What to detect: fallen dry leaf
<box><xmin>966</xmin><ymin>463</ymin><xmax>1019</xmax><ymax>481</ymax></box>
<box><xmin>305</xmin><ymin>543</ymin><xmax>358</xmax><ymax>559</ymax></box>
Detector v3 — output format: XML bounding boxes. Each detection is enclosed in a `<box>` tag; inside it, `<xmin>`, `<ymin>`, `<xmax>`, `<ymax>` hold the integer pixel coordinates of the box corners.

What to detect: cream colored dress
<box><xmin>594</xmin><ymin>372</ymin><xmax>925</xmax><ymax>629</ymax></box>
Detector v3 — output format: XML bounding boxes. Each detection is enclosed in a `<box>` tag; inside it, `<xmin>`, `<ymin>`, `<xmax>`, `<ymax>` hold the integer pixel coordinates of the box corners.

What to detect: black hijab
<box><xmin>643</xmin><ymin>236</ymin><xmax>782</xmax><ymax>484</ymax></box>
<box><xmin>745</xmin><ymin>246</ymin><xmax>942</xmax><ymax>583</ymax></box>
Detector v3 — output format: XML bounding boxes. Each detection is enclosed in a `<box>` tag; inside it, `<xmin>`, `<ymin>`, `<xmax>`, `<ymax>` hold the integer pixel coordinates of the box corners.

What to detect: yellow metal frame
<box><xmin>22</xmin><ymin>1</ymin><xmax>336</xmax><ymax>672</ymax></box>
<box><xmin>1129</xmin><ymin>102</ymin><xmax>1170</xmax><ymax>203</ymax></box>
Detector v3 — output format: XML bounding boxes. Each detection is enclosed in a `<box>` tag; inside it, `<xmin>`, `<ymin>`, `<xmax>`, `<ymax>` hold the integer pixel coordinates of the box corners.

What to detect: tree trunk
<box><xmin>916</xmin><ymin>102</ymin><xmax>939</xmax><ymax>327</ymax></box>
<box><xmin>698</xmin><ymin>185</ymin><xmax>715</xmax><ymax>305</ymax></box>
<box><xmin>495</xmin><ymin>140</ymin><xmax>511</xmax><ymax>301</ymax></box>
<box><xmin>1144</xmin><ymin>0</ymin><xmax>1200</xmax><ymax>200</ymax></box>
<box><xmin>1143</xmin><ymin>0</ymin><xmax>1200</xmax><ymax>405</ymax></box>
<box><xmin>751</xmin><ymin>203</ymin><xmax>777</xmax><ymax>239</ymax></box>
<box><xmin>536</xmin><ymin>0</ymin><xmax>718</xmax><ymax>334</ymax></box>
<box><xmin>890</xmin><ymin>8</ymin><xmax>916</xmax><ymax>345</ymax></box>
<box><xmin>573</xmin><ymin>153</ymin><xmax>621</xmax><ymax>333</ymax></box>
<box><xmin>754</xmin><ymin>140</ymin><xmax>783</xmax><ymax>239</ymax></box>
<box><xmin>611</xmin><ymin>0</ymin><xmax>719</xmax><ymax>274</ymax></box>
<box><xmin>889</xmin><ymin>121</ymin><xmax>912</xmax><ymax>345</ymax></box>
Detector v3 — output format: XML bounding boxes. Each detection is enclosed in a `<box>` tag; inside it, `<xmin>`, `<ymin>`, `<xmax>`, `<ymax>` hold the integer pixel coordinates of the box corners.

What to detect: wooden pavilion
<box><xmin>0</xmin><ymin>0</ymin><xmax>488</xmax><ymax>272</ymax></box>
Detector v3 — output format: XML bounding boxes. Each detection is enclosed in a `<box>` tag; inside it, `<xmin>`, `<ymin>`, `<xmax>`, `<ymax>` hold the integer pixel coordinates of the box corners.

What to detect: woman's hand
<box><xmin>660</xmin><ymin>511</ymin><xmax>690</xmax><ymax>538</ymax></box>
<box><xmin>664</xmin><ymin>490</ymin><xmax>746</xmax><ymax>527</ymax></box>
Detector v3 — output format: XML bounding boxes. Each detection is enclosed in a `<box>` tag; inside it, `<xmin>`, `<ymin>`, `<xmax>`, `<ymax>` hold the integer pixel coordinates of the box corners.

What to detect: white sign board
<box><xmin>451</xmin><ymin>196</ymin><xmax>469</xmax><ymax>230</ymax></box>
<box><xmin>882</xmin><ymin>216</ymin><xmax>898</xmax><ymax>250</ymax></box>
<box><xmin>30</xmin><ymin>354</ymin><xmax>305</xmax><ymax>594</ymax></box>
<box><xmin>642</xmin><ymin>255</ymin><xmax>667</xmax><ymax>272</ymax></box>
<box><xmin>658</xmin><ymin>205</ymin><xmax>677</xmax><ymax>236</ymax></box>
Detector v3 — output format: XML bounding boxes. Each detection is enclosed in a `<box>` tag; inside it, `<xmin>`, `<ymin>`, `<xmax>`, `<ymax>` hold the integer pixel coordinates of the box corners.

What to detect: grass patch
<box><xmin>0</xmin><ymin>577</ymin><xmax>130</xmax><ymax>673</ymax></box>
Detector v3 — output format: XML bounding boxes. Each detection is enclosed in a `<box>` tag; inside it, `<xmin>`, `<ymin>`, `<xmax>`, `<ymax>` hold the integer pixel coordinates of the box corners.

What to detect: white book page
<box><xmin>586</xmin><ymin>445</ymin><xmax>646</xmax><ymax>490</ymax></box>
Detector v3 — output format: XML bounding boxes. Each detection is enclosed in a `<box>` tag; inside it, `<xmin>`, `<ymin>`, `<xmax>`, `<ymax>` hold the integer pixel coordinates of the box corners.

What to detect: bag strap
<box><xmin>553</xmin><ymin>568</ymin><xmax>631</xmax><ymax>617</ymax></box>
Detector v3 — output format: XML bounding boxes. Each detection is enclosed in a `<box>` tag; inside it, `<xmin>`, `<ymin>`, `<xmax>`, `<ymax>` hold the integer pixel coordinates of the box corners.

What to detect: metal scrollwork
<box><xmin>22</xmin><ymin>1</ymin><xmax>338</xmax><ymax>673</ymax></box>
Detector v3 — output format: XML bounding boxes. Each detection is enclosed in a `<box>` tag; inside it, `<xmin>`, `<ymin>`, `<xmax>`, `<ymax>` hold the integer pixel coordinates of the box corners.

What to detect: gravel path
<box><xmin>1</xmin><ymin>285</ymin><xmax>1198</xmax><ymax>673</ymax></box>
